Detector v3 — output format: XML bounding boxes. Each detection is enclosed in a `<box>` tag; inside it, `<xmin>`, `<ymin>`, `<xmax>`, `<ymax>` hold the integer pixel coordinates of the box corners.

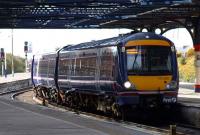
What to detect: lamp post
<box><xmin>4</xmin><ymin>52</ymin><xmax>7</xmax><ymax>78</ymax></box>
<box><xmin>24</xmin><ymin>41</ymin><xmax>28</xmax><ymax>72</ymax></box>
<box><xmin>11</xmin><ymin>29</ymin><xmax>14</xmax><ymax>77</ymax></box>
<box><xmin>0</xmin><ymin>48</ymin><xmax>5</xmax><ymax>77</ymax></box>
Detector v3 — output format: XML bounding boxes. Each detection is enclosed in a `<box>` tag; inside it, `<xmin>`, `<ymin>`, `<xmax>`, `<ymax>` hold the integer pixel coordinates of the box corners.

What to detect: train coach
<box><xmin>32</xmin><ymin>32</ymin><xmax>178</xmax><ymax>117</ymax></box>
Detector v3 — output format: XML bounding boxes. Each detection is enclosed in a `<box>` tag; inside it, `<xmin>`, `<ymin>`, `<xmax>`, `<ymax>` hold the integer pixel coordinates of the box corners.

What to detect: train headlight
<box><xmin>124</xmin><ymin>81</ymin><xmax>131</xmax><ymax>88</ymax></box>
<box><xmin>124</xmin><ymin>81</ymin><xmax>135</xmax><ymax>89</ymax></box>
<box><xmin>166</xmin><ymin>81</ymin><xmax>177</xmax><ymax>89</ymax></box>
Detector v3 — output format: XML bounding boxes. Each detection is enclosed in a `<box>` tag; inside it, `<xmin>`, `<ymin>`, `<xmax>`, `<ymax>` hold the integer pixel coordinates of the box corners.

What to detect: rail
<box><xmin>0</xmin><ymin>79</ymin><xmax>32</xmax><ymax>95</ymax></box>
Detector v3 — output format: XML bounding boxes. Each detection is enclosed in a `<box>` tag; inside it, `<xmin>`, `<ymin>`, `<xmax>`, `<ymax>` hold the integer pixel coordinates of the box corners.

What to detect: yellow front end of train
<box><xmin>122</xmin><ymin>39</ymin><xmax>178</xmax><ymax>105</ymax></box>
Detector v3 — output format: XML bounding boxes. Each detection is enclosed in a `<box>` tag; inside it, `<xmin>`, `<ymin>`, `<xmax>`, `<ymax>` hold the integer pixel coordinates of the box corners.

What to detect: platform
<box><xmin>178</xmin><ymin>82</ymin><xmax>200</xmax><ymax>107</ymax></box>
<box><xmin>0</xmin><ymin>73</ymin><xmax>30</xmax><ymax>84</ymax></box>
<box><xmin>178</xmin><ymin>91</ymin><xmax>200</xmax><ymax>107</ymax></box>
<box><xmin>0</xmin><ymin>96</ymin><xmax>165</xmax><ymax>135</ymax></box>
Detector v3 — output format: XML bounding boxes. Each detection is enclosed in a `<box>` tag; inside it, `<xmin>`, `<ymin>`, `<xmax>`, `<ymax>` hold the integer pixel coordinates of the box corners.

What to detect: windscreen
<box><xmin>127</xmin><ymin>46</ymin><xmax>172</xmax><ymax>75</ymax></box>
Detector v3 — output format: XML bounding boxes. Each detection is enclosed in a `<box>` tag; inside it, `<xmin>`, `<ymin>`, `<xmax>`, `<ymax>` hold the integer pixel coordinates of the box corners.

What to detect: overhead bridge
<box><xmin>0</xmin><ymin>0</ymin><xmax>199</xmax><ymax>30</ymax></box>
<box><xmin>1</xmin><ymin>0</ymin><xmax>200</xmax><ymax>91</ymax></box>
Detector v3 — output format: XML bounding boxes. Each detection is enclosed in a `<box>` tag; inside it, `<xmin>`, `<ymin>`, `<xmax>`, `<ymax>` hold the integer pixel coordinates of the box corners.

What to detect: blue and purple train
<box><xmin>31</xmin><ymin>32</ymin><xmax>178</xmax><ymax>117</ymax></box>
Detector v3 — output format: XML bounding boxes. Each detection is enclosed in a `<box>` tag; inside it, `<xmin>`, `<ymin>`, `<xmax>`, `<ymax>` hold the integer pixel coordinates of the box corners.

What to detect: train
<box><xmin>31</xmin><ymin>32</ymin><xmax>178</xmax><ymax>118</ymax></box>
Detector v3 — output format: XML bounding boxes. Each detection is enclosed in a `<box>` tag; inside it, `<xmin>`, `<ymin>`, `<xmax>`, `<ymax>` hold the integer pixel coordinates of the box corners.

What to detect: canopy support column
<box><xmin>193</xmin><ymin>18</ymin><xmax>200</xmax><ymax>92</ymax></box>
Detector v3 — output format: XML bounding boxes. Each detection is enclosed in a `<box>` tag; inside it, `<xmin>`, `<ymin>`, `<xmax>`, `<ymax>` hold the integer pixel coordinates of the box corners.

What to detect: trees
<box><xmin>178</xmin><ymin>47</ymin><xmax>195</xmax><ymax>82</ymax></box>
<box><xmin>0</xmin><ymin>53</ymin><xmax>25</xmax><ymax>75</ymax></box>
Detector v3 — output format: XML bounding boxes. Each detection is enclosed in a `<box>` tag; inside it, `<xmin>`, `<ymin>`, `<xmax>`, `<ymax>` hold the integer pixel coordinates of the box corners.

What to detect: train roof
<box><xmin>33</xmin><ymin>52</ymin><xmax>57</xmax><ymax>60</ymax></box>
<box><xmin>61</xmin><ymin>36</ymin><xmax>125</xmax><ymax>52</ymax></box>
<box><xmin>61</xmin><ymin>32</ymin><xmax>172</xmax><ymax>51</ymax></box>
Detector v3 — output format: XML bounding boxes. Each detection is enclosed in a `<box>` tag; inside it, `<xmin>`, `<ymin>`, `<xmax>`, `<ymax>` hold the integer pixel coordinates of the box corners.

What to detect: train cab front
<box><xmin>117</xmin><ymin>36</ymin><xmax>178</xmax><ymax>108</ymax></box>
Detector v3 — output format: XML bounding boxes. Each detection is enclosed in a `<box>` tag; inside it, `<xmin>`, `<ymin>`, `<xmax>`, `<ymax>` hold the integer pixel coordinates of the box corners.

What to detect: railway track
<box><xmin>0</xmin><ymin>87</ymin><xmax>31</xmax><ymax>96</ymax></box>
<box><xmin>10</xmin><ymin>88</ymin><xmax>32</xmax><ymax>100</ymax></box>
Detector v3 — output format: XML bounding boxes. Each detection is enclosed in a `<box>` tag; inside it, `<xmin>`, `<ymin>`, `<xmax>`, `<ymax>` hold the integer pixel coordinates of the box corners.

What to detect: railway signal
<box><xmin>0</xmin><ymin>48</ymin><xmax>4</xmax><ymax>61</ymax></box>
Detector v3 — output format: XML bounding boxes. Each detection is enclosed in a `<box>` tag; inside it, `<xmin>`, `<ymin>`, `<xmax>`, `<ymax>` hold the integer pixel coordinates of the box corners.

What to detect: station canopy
<box><xmin>0</xmin><ymin>0</ymin><xmax>200</xmax><ymax>30</ymax></box>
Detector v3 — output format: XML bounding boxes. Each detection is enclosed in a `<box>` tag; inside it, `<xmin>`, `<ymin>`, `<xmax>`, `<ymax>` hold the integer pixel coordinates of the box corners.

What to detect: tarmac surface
<box><xmin>0</xmin><ymin>93</ymin><xmax>163</xmax><ymax>135</ymax></box>
<box><xmin>178</xmin><ymin>82</ymin><xmax>200</xmax><ymax>107</ymax></box>
<box><xmin>0</xmin><ymin>97</ymin><xmax>105</xmax><ymax>135</ymax></box>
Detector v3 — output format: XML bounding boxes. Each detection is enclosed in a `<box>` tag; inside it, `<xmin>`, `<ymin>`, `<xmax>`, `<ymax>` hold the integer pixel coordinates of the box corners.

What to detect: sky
<box><xmin>0</xmin><ymin>28</ymin><xmax>193</xmax><ymax>59</ymax></box>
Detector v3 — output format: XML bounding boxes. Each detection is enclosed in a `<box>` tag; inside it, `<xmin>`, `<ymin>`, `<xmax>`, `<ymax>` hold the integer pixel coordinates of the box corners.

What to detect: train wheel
<box><xmin>38</xmin><ymin>87</ymin><xmax>43</xmax><ymax>98</ymax></box>
<box><xmin>120</xmin><ymin>106</ymin><xmax>130</xmax><ymax>121</ymax></box>
<box><xmin>111</xmin><ymin>103</ymin><xmax>122</xmax><ymax>119</ymax></box>
<box><xmin>49</xmin><ymin>89</ymin><xmax>56</xmax><ymax>102</ymax></box>
<box><xmin>33</xmin><ymin>87</ymin><xmax>38</xmax><ymax>97</ymax></box>
<box><xmin>56</xmin><ymin>91</ymin><xmax>62</xmax><ymax>105</ymax></box>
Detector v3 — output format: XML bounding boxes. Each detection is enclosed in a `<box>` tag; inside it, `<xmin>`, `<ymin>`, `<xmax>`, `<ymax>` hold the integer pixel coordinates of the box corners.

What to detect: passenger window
<box><xmin>74</xmin><ymin>50</ymin><xmax>97</xmax><ymax>77</ymax></box>
<box><xmin>38</xmin><ymin>59</ymin><xmax>48</xmax><ymax>77</ymax></box>
<box><xmin>100</xmin><ymin>47</ymin><xmax>115</xmax><ymax>80</ymax></box>
<box><xmin>59</xmin><ymin>57</ymin><xmax>70</xmax><ymax>79</ymax></box>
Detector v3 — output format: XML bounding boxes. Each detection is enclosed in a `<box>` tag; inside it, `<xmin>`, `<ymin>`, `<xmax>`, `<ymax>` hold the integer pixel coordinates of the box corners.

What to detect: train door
<box><xmin>47</xmin><ymin>54</ymin><xmax>56</xmax><ymax>88</ymax></box>
<box><xmin>67</xmin><ymin>52</ymin><xmax>72</xmax><ymax>89</ymax></box>
<box><xmin>32</xmin><ymin>55</ymin><xmax>39</xmax><ymax>86</ymax></box>
<box><xmin>65</xmin><ymin>52</ymin><xmax>72</xmax><ymax>90</ymax></box>
<box><xmin>99</xmin><ymin>47</ymin><xmax>116</xmax><ymax>91</ymax></box>
<box><xmin>58</xmin><ymin>52</ymin><xmax>71</xmax><ymax>91</ymax></box>
<box><xmin>47</xmin><ymin>57</ymin><xmax>50</xmax><ymax>87</ymax></box>
<box><xmin>95</xmin><ymin>48</ymin><xmax>101</xmax><ymax>91</ymax></box>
